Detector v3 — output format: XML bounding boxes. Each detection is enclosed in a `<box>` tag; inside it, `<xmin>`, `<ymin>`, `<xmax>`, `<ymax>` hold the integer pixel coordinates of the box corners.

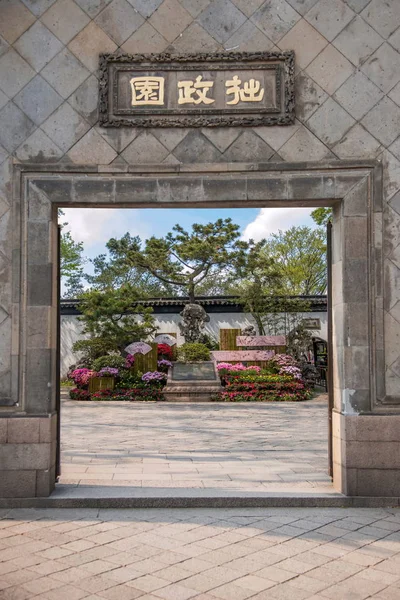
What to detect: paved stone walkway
<box><xmin>60</xmin><ymin>395</ymin><xmax>333</xmax><ymax>495</ymax></box>
<box><xmin>1</xmin><ymin>507</ymin><xmax>400</xmax><ymax>599</ymax></box>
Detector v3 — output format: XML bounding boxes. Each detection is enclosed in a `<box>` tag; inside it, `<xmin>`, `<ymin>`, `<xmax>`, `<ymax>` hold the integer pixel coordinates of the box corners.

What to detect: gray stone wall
<box><xmin>0</xmin><ymin>0</ymin><xmax>400</xmax><ymax>404</ymax></box>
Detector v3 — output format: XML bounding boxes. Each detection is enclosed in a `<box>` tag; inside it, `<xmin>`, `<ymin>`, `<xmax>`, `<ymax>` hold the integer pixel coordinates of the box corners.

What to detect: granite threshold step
<box><xmin>1</xmin><ymin>485</ymin><xmax>399</xmax><ymax>508</ymax></box>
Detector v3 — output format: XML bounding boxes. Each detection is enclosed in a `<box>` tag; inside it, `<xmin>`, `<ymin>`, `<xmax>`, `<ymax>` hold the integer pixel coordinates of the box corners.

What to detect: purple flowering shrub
<box><xmin>157</xmin><ymin>359</ymin><xmax>173</xmax><ymax>372</ymax></box>
<box><xmin>98</xmin><ymin>367</ymin><xmax>119</xmax><ymax>377</ymax></box>
<box><xmin>142</xmin><ymin>371</ymin><xmax>167</xmax><ymax>386</ymax></box>
<box><xmin>270</xmin><ymin>354</ymin><xmax>302</xmax><ymax>380</ymax></box>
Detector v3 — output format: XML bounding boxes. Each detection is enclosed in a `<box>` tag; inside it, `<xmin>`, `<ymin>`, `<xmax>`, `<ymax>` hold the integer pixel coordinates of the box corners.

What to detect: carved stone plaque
<box><xmin>171</xmin><ymin>362</ymin><xmax>218</xmax><ymax>381</ymax></box>
<box><xmin>302</xmin><ymin>318</ymin><xmax>321</xmax><ymax>329</ymax></box>
<box><xmin>236</xmin><ymin>335</ymin><xmax>287</xmax><ymax>347</ymax></box>
<box><xmin>99</xmin><ymin>51</ymin><xmax>295</xmax><ymax>128</ymax></box>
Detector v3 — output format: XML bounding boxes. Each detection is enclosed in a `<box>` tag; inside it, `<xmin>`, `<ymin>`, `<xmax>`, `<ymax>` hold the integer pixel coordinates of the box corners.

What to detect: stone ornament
<box><xmin>178</xmin><ymin>303</ymin><xmax>210</xmax><ymax>343</ymax></box>
<box><xmin>241</xmin><ymin>325</ymin><xmax>257</xmax><ymax>336</ymax></box>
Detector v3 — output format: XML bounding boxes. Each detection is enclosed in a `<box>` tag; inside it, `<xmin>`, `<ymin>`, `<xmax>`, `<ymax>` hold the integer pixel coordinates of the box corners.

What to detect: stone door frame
<box><xmin>4</xmin><ymin>158</ymin><xmax>394</xmax><ymax>496</ymax></box>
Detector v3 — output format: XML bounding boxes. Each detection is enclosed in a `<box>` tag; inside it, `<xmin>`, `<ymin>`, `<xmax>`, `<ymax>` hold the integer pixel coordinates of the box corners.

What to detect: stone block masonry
<box><xmin>0</xmin><ymin>415</ymin><xmax>57</xmax><ymax>497</ymax></box>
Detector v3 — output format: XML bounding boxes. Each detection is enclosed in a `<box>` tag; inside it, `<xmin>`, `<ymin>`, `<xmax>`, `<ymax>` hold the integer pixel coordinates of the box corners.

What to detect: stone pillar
<box><xmin>331</xmin><ymin>173</ymin><xmax>400</xmax><ymax>496</ymax></box>
<box><xmin>0</xmin><ymin>168</ymin><xmax>58</xmax><ymax>498</ymax></box>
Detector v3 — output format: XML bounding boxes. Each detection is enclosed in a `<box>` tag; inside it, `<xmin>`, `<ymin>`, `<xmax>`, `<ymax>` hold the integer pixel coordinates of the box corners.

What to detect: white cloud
<box><xmin>61</xmin><ymin>208</ymin><xmax>149</xmax><ymax>249</ymax></box>
<box><xmin>242</xmin><ymin>208</ymin><xmax>315</xmax><ymax>241</ymax></box>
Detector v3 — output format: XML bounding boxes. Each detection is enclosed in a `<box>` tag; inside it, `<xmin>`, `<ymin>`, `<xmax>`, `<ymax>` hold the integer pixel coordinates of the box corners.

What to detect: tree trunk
<box><xmin>254</xmin><ymin>314</ymin><xmax>265</xmax><ymax>336</ymax></box>
<box><xmin>188</xmin><ymin>281</ymin><xmax>195</xmax><ymax>303</ymax></box>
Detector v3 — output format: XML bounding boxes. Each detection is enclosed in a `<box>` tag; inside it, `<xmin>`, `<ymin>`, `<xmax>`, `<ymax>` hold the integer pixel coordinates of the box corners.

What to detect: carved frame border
<box><xmin>98</xmin><ymin>50</ymin><xmax>295</xmax><ymax>128</ymax></box>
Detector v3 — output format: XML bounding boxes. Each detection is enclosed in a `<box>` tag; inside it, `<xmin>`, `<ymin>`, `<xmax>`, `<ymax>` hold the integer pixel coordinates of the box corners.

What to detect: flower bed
<box><xmin>213</xmin><ymin>358</ymin><xmax>312</xmax><ymax>402</ymax></box>
<box><xmin>90</xmin><ymin>386</ymin><xmax>164</xmax><ymax>402</ymax></box>
<box><xmin>69</xmin><ymin>388</ymin><xmax>91</xmax><ymax>401</ymax></box>
<box><xmin>67</xmin><ymin>350</ymin><xmax>168</xmax><ymax>400</ymax></box>
<box><xmin>212</xmin><ymin>378</ymin><xmax>311</xmax><ymax>402</ymax></box>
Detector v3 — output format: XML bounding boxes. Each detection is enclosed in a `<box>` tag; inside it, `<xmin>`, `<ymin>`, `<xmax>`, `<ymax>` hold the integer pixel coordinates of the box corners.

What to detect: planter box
<box><xmin>89</xmin><ymin>377</ymin><xmax>115</xmax><ymax>393</ymax></box>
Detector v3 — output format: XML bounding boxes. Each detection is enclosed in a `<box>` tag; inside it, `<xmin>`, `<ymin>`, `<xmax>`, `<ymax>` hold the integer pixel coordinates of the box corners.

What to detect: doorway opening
<box><xmin>58</xmin><ymin>205</ymin><xmax>331</xmax><ymax>497</ymax></box>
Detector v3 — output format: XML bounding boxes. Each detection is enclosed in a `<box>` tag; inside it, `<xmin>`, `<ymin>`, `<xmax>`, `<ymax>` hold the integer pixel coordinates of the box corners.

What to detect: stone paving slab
<box><xmin>0</xmin><ymin>506</ymin><xmax>400</xmax><ymax>599</ymax></box>
<box><xmin>60</xmin><ymin>395</ymin><xmax>332</xmax><ymax>496</ymax></box>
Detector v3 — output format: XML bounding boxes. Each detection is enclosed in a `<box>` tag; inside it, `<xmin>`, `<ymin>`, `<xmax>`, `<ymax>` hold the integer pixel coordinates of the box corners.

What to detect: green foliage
<box><xmin>262</xmin><ymin>226</ymin><xmax>327</xmax><ymax>295</ymax></box>
<box><xmin>72</xmin><ymin>338</ymin><xmax>118</xmax><ymax>364</ymax></box>
<box><xmin>118</xmin><ymin>371</ymin><xmax>143</xmax><ymax>388</ymax></box>
<box><xmin>92</xmin><ymin>355</ymin><xmax>126</xmax><ymax>372</ymax></box>
<box><xmin>237</xmin><ymin>237</ymin><xmax>313</xmax><ymax>334</ymax></box>
<box><xmin>59</xmin><ymin>210</ymin><xmax>86</xmax><ymax>298</ymax></box>
<box><xmin>198</xmin><ymin>333</ymin><xmax>219</xmax><ymax>350</ymax></box>
<box><xmin>230</xmin><ymin>374</ymin><xmax>294</xmax><ymax>383</ymax></box>
<box><xmin>106</xmin><ymin>219</ymin><xmax>248</xmax><ymax>302</ymax></box>
<box><xmin>311</xmin><ymin>207</ymin><xmax>332</xmax><ymax>226</ymax></box>
<box><xmin>76</xmin><ymin>284</ymin><xmax>156</xmax><ymax>355</ymax></box>
<box><xmin>177</xmin><ymin>342</ymin><xmax>211</xmax><ymax>362</ymax></box>
<box><xmin>85</xmin><ymin>233</ymin><xmax>176</xmax><ymax>296</ymax></box>
<box><xmin>236</xmin><ymin>240</ymin><xmax>284</xmax><ymax>335</ymax></box>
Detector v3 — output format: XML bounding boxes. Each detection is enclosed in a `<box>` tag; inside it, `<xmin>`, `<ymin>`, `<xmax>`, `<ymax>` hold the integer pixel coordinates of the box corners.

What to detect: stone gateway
<box><xmin>0</xmin><ymin>0</ymin><xmax>399</xmax><ymax>500</ymax></box>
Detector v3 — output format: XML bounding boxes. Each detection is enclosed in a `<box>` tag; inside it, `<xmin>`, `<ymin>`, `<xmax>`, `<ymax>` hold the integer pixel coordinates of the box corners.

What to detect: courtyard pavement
<box><xmin>1</xmin><ymin>506</ymin><xmax>400</xmax><ymax>599</ymax></box>
<box><xmin>59</xmin><ymin>394</ymin><xmax>334</xmax><ymax>496</ymax></box>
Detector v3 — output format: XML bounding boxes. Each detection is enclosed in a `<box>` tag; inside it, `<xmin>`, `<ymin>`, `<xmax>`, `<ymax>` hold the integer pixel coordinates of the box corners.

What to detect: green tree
<box><xmin>236</xmin><ymin>240</ymin><xmax>311</xmax><ymax>335</ymax></box>
<box><xmin>59</xmin><ymin>210</ymin><xmax>85</xmax><ymax>298</ymax></box>
<box><xmin>262</xmin><ymin>226</ymin><xmax>327</xmax><ymax>295</ymax></box>
<box><xmin>311</xmin><ymin>207</ymin><xmax>332</xmax><ymax>226</ymax></box>
<box><xmin>72</xmin><ymin>284</ymin><xmax>156</xmax><ymax>361</ymax></box>
<box><xmin>106</xmin><ymin>219</ymin><xmax>248</xmax><ymax>303</ymax></box>
<box><xmin>236</xmin><ymin>240</ymin><xmax>282</xmax><ymax>335</ymax></box>
<box><xmin>85</xmin><ymin>233</ymin><xmax>176</xmax><ymax>296</ymax></box>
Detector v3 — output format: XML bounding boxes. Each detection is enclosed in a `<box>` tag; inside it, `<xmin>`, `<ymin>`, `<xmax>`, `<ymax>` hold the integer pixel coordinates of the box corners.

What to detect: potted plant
<box><xmin>89</xmin><ymin>355</ymin><xmax>126</xmax><ymax>393</ymax></box>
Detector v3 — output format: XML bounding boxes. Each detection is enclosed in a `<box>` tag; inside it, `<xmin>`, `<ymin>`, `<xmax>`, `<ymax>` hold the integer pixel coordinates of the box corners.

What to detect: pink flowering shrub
<box><xmin>271</xmin><ymin>354</ymin><xmax>302</xmax><ymax>380</ymax></box>
<box><xmin>70</xmin><ymin>368</ymin><xmax>97</xmax><ymax>387</ymax></box>
<box><xmin>279</xmin><ymin>365</ymin><xmax>302</xmax><ymax>379</ymax></box>
<box><xmin>125</xmin><ymin>354</ymin><xmax>135</xmax><ymax>368</ymax></box>
<box><xmin>271</xmin><ymin>354</ymin><xmax>297</xmax><ymax>367</ymax></box>
<box><xmin>216</xmin><ymin>363</ymin><xmax>261</xmax><ymax>373</ymax></box>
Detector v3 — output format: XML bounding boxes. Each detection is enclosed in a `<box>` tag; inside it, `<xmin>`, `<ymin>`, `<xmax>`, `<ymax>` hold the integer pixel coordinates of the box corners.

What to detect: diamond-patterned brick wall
<box><xmin>0</xmin><ymin>0</ymin><xmax>400</xmax><ymax>401</ymax></box>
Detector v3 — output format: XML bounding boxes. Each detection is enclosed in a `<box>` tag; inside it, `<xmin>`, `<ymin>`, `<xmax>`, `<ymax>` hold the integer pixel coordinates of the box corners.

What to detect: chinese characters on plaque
<box><xmin>130</xmin><ymin>76</ymin><xmax>165</xmax><ymax>105</ymax></box>
<box><xmin>100</xmin><ymin>52</ymin><xmax>295</xmax><ymax>127</ymax></box>
<box><xmin>130</xmin><ymin>74</ymin><xmax>266</xmax><ymax>107</ymax></box>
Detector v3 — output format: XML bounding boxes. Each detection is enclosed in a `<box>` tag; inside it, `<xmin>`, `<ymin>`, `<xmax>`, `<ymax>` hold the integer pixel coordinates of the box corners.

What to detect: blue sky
<box><xmin>62</xmin><ymin>207</ymin><xmax>317</xmax><ymax>276</ymax></box>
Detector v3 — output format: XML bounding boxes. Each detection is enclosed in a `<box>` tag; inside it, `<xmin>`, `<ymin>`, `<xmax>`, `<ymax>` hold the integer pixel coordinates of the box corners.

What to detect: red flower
<box><xmin>158</xmin><ymin>344</ymin><xmax>173</xmax><ymax>359</ymax></box>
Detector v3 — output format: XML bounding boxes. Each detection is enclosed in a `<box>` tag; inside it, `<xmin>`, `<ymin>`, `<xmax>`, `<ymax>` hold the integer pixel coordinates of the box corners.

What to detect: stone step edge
<box><xmin>0</xmin><ymin>496</ymin><xmax>399</xmax><ymax>509</ymax></box>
